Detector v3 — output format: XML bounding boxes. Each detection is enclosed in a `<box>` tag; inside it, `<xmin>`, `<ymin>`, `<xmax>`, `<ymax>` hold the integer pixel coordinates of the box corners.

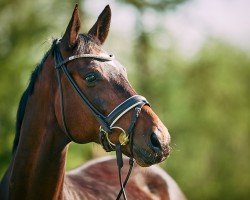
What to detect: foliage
<box><xmin>144</xmin><ymin>39</ymin><xmax>250</xmax><ymax>199</ymax></box>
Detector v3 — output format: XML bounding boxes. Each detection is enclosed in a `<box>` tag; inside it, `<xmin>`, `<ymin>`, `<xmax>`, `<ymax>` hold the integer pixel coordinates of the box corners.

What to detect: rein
<box><xmin>53</xmin><ymin>40</ymin><xmax>149</xmax><ymax>199</ymax></box>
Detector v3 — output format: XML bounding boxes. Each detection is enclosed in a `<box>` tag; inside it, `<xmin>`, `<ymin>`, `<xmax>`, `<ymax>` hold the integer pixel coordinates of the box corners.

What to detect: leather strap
<box><xmin>54</xmin><ymin>43</ymin><xmax>111</xmax><ymax>132</ymax></box>
<box><xmin>56</xmin><ymin>54</ymin><xmax>113</xmax><ymax>69</ymax></box>
<box><xmin>99</xmin><ymin>102</ymin><xmax>147</xmax><ymax>152</ymax></box>
<box><xmin>106</xmin><ymin>95</ymin><xmax>148</xmax><ymax>126</ymax></box>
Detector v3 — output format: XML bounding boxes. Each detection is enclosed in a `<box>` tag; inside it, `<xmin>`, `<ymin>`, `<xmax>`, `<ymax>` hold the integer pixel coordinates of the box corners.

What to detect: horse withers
<box><xmin>0</xmin><ymin>4</ymin><xmax>186</xmax><ymax>200</ymax></box>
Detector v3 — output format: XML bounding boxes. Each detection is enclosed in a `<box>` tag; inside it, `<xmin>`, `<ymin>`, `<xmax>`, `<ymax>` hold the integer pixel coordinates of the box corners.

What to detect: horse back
<box><xmin>65</xmin><ymin>156</ymin><xmax>186</xmax><ymax>200</ymax></box>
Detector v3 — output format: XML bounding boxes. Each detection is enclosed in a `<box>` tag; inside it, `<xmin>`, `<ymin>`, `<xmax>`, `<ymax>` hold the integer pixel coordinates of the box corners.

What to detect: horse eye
<box><xmin>85</xmin><ymin>74</ymin><xmax>97</xmax><ymax>83</ymax></box>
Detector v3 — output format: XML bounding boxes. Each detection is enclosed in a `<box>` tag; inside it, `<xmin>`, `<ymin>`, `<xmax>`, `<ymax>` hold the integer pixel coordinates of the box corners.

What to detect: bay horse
<box><xmin>0</xmin><ymin>4</ymin><xmax>186</xmax><ymax>200</ymax></box>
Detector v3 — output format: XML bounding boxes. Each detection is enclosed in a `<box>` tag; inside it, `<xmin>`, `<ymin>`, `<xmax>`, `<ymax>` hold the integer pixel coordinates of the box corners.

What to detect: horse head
<box><xmin>54</xmin><ymin>4</ymin><xmax>171</xmax><ymax>167</ymax></box>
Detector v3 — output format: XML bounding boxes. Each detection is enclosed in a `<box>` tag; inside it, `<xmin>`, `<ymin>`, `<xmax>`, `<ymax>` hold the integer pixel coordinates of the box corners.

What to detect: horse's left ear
<box><xmin>61</xmin><ymin>4</ymin><xmax>81</xmax><ymax>49</ymax></box>
<box><xmin>88</xmin><ymin>5</ymin><xmax>111</xmax><ymax>45</ymax></box>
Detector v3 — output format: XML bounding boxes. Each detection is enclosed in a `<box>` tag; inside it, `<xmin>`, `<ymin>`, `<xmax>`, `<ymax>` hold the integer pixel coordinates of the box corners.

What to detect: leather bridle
<box><xmin>53</xmin><ymin>39</ymin><xmax>149</xmax><ymax>199</ymax></box>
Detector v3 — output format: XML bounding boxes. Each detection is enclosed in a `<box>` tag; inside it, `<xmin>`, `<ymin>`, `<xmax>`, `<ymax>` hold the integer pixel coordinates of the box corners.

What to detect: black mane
<box><xmin>12</xmin><ymin>40</ymin><xmax>57</xmax><ymax>154</ymax></box>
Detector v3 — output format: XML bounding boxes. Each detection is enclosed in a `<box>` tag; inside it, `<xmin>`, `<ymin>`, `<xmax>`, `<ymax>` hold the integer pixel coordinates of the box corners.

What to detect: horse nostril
<box><xmin>150</xmin><ymin>133</ymin><xmax>162</xmax><ymax>152</ymax></box>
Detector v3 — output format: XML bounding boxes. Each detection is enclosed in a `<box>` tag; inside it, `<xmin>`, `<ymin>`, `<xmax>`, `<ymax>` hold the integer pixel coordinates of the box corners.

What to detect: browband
<box><xmin>56</xmin><ymin>54</ymin><xmax>114</xmax><ymax>69</ymax></box>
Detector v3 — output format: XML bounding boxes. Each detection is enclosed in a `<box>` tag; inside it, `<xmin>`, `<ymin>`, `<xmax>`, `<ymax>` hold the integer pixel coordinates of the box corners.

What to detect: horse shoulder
<box><xmin>64</xmin><ymin>156</ymin><xmax>186</xmax><ymax>200</ymax></box>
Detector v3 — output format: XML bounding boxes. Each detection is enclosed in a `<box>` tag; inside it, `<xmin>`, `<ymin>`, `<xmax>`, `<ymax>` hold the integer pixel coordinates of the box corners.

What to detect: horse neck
<box><xmin>9</xmin><ymin>55</ymin><xmax>69</xmax><ymax>200</ymax></box>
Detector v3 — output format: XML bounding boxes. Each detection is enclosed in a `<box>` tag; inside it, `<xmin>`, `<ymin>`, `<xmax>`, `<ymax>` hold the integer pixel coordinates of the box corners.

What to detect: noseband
<box><xmin>53</xmin><ymin>40</ymin><xmax>149</xmax><ymax>199</ymax></box>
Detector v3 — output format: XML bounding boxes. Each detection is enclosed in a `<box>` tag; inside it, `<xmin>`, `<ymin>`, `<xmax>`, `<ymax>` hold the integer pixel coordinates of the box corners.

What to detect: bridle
<box><xmin>53</xmin><ymin>39</ymin><xmax>149</xmax><ymax>199</ymax></box>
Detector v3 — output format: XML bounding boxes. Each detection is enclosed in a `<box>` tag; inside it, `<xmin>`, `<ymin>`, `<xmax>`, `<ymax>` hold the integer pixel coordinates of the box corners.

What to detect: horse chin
<box><xmin>134</xmin><ymin>155</ymin><xmax>167</xmax><ymax>167</ymax></box>
<box><xmin>133</xmin><ymin>145</ymin><xmax>168</xmax><ymax>167</ymax></box>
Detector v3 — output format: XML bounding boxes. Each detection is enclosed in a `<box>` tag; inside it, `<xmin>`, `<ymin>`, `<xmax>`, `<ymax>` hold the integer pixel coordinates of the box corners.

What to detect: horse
<box><xmin>0</xmin><ymin>4</ymin><xmax>186</xmax><ymax>200</ymax></box>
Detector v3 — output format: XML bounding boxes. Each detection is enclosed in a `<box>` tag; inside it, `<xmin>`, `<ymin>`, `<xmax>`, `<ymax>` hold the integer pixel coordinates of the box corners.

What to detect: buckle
<box><xmin>99</xmin><ymin>126</ymin><xmax>129</xmax><ymax>152</ymax></box>
<box><xmin>118</xmin><ymin>131</ymin><xmax>129</xmax><ymax>145</ymax></box>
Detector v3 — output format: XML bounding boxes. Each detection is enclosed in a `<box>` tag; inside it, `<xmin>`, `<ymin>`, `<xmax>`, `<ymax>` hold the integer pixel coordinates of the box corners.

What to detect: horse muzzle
<box><xmin>133</xmin><ymin>125</ymin><xmax>171</xmax><ymax>167</ymax></box>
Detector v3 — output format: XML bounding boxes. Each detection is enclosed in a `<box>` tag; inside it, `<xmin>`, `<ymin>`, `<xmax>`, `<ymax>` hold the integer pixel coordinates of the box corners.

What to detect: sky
<box><xmin>165</xmin><ymin>0</ymin><xmax>250</xmax><ymax>56</ymax></box>
<box><xmin>84</xmin><ymin>0</ymin><xmax>250</xmax><ymax>57</ymax></box>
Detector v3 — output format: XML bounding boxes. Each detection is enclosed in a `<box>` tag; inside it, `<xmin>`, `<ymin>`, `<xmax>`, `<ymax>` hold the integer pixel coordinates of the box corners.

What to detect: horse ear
<box><xmin>88</xmin><ymin>5</ymin><xmax>111</xmax><ymax>45</ymax></box>
<box><xmin>61</xmin><ymin>4</ymin><xmax>81</xmax><ymax>49</ymax></box>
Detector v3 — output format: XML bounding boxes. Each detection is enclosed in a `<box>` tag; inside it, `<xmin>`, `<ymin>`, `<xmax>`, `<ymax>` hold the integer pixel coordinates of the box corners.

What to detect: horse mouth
<box><xmin>133</xmin><ymin>145</ymin><xmax>170</xmax><ymax>167</ymax></box>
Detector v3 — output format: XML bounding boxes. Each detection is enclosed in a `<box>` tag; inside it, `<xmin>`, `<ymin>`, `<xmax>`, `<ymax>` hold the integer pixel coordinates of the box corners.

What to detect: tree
<box><xmin>117</xmin><ymin>0</ymin><xmax>188</xmax><ymax>96</ymax></box>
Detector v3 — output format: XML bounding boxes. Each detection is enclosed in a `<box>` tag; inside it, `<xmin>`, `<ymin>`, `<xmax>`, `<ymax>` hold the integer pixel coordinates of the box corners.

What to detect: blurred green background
<box><xmin>0</xmin><ymin>0</ymin><xmax>249</xmax><ymax>199</ymax></box>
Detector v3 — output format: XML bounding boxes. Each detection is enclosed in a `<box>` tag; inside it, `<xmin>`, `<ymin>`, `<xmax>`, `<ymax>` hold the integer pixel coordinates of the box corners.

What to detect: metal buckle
<box><xmin>118</xmin><ymin>131</ymin><xmax>129</xmax><ymax>145</ymax></box>
<box><xmin>99</xmin><ymin>126</ymin><xmax>129</xmax><ymax>147</ymax></box>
